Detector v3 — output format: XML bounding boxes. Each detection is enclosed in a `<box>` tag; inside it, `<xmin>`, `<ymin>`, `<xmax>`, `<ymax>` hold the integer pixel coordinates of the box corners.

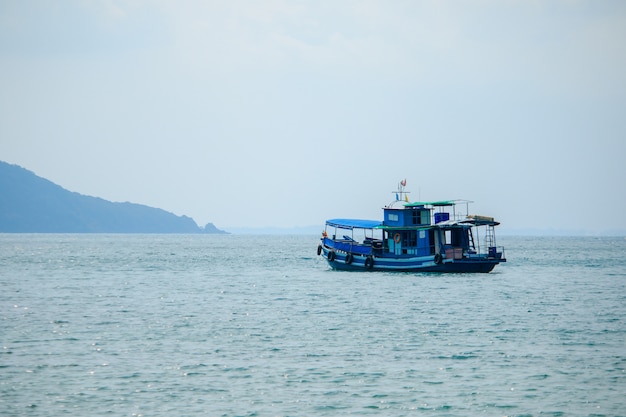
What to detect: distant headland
<box><xmin>0</xmin><ymin>161</ymin><xmax>227</xmax><ymax>234</ymax></box>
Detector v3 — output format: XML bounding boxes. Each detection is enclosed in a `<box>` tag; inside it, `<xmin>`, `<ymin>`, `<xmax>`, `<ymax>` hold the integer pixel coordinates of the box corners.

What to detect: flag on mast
<box><xmin>400</xmin><ymin>179</ymin><xmax>406</xmax><ymax>187</ymax></box>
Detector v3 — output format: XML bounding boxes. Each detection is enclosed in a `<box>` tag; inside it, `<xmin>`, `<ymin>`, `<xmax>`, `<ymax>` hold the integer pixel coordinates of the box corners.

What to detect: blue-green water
<box><xmin>1</xmin><ymin>234</ymin><xmax>625</xmax><ymax>416</ymax></box>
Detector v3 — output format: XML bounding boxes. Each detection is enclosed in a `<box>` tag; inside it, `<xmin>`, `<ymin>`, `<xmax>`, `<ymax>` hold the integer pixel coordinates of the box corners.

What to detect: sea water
<box><xmin>1</xmin><ymin>234</ymin><xmax>625</xmax><ymax>416</ymax></box>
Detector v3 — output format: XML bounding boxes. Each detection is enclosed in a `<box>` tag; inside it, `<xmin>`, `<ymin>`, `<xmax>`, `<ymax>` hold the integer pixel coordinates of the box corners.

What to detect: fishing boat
<box><xmin>317</xmin><ymin>181</ymin><xmax>506</xmax><ymax>273</ymax></box>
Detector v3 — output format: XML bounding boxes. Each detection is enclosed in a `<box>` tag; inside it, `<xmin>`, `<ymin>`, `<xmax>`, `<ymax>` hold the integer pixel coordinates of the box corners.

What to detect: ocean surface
<box><xmin>1</xmin><ymin>234</ymin><xmax>625</xmax><ymax>417</ymax></box>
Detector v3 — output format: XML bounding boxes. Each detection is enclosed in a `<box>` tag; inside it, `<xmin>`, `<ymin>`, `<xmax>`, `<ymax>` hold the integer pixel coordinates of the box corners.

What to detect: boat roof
<box><xmin>325</xmin><ymin>219</ymin><xmax>382</xmax><ymax>229</ymax></box>
<box><xmin>403</xmin><ymin>200</ymin><xmax>457</xmax><ymax>207</ymax></box>
<box><xmin>461</xmin><ymin>216</ymin><xmax>500</xmax><ymax>226</ymax></box>
<box><xmin>326</xmin><ymin>217</ymin><xmax>499</xmax><ymax>230</ymax></box>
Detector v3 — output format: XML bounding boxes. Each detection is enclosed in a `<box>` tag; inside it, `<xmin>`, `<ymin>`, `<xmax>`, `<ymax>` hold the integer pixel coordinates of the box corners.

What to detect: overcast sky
<box><xmin>1</xmin><ymin>1</ymin><xmax>625</xmax><ymax>234</ymax></box>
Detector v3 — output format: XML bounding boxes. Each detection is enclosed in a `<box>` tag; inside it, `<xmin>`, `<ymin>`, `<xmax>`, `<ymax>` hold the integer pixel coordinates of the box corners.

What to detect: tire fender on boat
<box><xmin>393</xmin><ymin>233</ymin><xmax>401</xmax><ymax>244</ymax></box>
<box><xmin>345</xmin><ymin>253</ymin><xmax>353</xmax><ymax>264</ymax></box>
<box><xmin>364</xmin><ymin>256</ymin><xmax>374</xmax><ymax>269</ymax></box>
<box><xmin>328</xmin><ymin>251</ymin><xmax>336</xmax><ymax>261</ymax></box>
<box><xmin>317</xmin><ymin>245</ymin><xmax>322</xmax><ymax>256</ymax></box>
<box><xmin>434</xmin><ymin>253</ymin><xmax>443</xmax><ymax>264</ymax></box>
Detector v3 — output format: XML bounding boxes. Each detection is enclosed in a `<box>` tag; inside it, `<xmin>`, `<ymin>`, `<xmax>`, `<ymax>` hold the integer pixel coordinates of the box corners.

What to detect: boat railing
<box><xmin>473</xmin><ymin>244</ymin><xmax>506</xmax><ymax>258</ymax></box>
<box><xmin>490</xmin><ymin>246</ymin><xmax>506</xmax><ymax>259</ymax></box>
<box><xmin>323</xmin><ymin>236</ymin><xmax>373</xmax><ymax>256</ymax></box>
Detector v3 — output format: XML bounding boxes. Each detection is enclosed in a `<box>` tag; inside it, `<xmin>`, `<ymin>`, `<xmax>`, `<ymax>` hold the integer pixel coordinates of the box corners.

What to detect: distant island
<box><xmin>0</xmin><ymin>161</ymin><xmax>227</xmax><ymax>234</ymax></box>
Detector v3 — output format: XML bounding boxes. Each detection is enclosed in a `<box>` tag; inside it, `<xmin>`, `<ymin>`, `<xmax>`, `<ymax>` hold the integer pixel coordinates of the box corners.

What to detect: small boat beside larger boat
<box><xmin>317</xmin><ymin>181</ymin><xmax>506</xmax><ymax>273</ymax></box>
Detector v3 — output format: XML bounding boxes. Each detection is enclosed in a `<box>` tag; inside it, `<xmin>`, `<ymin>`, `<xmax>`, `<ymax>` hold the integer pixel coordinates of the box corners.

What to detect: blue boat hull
<box><xmin>321</xmin><ymin>247</ymin><xmax>502</xmax><ymax>273</ymax></box>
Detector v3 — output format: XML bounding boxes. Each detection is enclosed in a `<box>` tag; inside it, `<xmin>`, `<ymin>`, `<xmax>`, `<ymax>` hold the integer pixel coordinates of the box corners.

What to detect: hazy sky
<box><xmin>1</xmin><ymin>1</ymin><xmax>625</xmax><ymax>234</ymax></box>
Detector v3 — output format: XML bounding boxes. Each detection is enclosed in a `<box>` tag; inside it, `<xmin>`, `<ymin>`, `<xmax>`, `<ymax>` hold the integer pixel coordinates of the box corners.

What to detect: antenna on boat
<box><xmin>391</xmin><ymin>179</ymin><xmax>410</xmax><ymax>205</ymax></box>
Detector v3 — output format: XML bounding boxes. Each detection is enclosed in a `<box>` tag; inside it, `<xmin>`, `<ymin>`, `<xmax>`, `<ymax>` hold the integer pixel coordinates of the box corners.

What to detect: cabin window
<box><xmin>412</xmin><ymin>209</ymin><xmax>430</xmax><ymax>225</ymax></box>
<box><xmin>403</xmin><ymin>231</ymin><xmax>417</xmax><ymax>247</ymax></box>
<box><xmin>388</xmin><ymin>213</ymin><xmax>399</xmax><ymax>222</ymax></box>
<box><xmin>444</xmin><ymin>228</ymin><xmax>468</xmax><ymax>247</ymax></box>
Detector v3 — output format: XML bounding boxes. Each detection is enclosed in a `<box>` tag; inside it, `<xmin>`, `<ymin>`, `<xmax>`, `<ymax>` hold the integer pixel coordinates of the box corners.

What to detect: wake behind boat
<box><xmin>317</xmin><ymin>181</ymin><xmax>506</xmax><ymax>273</ymax></box>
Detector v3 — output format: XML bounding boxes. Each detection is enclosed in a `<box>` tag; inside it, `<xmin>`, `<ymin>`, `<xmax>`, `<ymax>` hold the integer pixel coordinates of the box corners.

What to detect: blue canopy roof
<box><xmin>325</xmin><ymin>219</ymin><xmax>382</xmax><ymax>229</ymax></box>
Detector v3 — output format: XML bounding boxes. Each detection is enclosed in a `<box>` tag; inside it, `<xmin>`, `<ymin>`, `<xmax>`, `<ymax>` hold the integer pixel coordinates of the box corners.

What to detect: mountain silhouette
<box><xmin>0</xmin><ymin>161</ymin><xmax>226</xmax><ymax>233</ymax></box>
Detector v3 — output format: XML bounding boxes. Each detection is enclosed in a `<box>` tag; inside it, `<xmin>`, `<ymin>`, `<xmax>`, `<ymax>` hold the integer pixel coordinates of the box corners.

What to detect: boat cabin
<box><xmin>380</xmin><ymin>201</ymin><xmax>480</xmax><ymax>259</ymax></box>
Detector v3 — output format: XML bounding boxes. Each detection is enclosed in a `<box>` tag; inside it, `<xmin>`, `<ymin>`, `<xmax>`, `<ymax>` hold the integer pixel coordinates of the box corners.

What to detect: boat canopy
<box><xmin>325</xmin><ymin>219</ymin><xmax>382</xmax><ymax>230</ymax></box>
<box><xmin>404</xmin><ymin>200</ymin><xmax>456</xmax><ymax>207</ymax></box>
<box><xmin>461</xmin><ymin>215</ymin><xmax>500</xmax><ymax>226</ymax></box>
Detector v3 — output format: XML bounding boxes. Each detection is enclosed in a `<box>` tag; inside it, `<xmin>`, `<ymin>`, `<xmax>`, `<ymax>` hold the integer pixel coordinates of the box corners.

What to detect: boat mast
<box><xmin>391</xmin><ymin>179</ymin><xmax>410</xmax><ymax>205</ymax></box>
